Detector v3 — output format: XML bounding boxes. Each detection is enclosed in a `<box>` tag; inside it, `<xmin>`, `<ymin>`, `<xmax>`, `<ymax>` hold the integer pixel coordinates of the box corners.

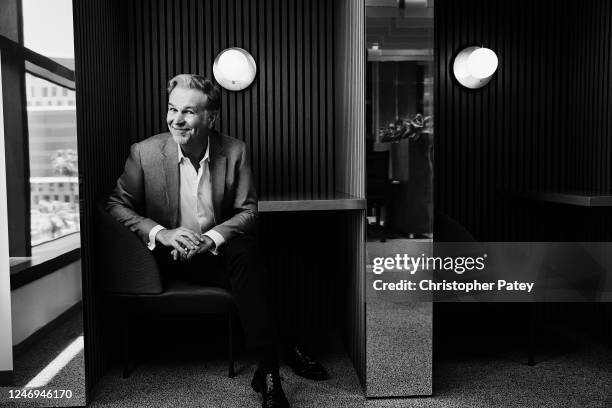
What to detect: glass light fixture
<box><xmin>453</xmin><ymin>46</ymin><xmax>498</xmax><ymax>89</ymax></box>
<box><xmin>467</xmin><ymin>48</ymin><xmax>498</xmax><ymax>79</ymax></box>
<box><xmin>213</xmin><ymin>47</ymin><xmax>257</xmax><ymax>91</ymax></box>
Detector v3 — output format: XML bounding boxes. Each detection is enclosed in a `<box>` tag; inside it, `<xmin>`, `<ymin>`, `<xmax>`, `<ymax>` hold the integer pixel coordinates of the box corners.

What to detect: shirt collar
<box><xmin>178</xmin><ymin>137</ymin><xmax>209</xmax><ymax>164</ymax></box>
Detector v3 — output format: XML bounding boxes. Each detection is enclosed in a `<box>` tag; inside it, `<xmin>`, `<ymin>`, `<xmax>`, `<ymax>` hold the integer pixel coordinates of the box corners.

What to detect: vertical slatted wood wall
<box><xmin>75</xmin><ymin>0</ymin><xmax>373</xmax><ymax>396</ymax></box>
<box><xmin>127</xmin><ymin>0</ymin><xmax>335</xmax><ymax>197</ymax></box>
<box><xmin>435</xmin><ymin>0</ymin><xmax>612</xmax><ymax>346</ymax></box>
<box><xmin>435</xmin><ymin>0</ymin><xmax>612</xmax><ymax>242</ymax></box>
<box><xmin>566</xmin><ymin>0</ymin><xmax>612</xmax><ymax>195</ymax></box>
<box><xmin>73</xmin><ymin>0</ymin><xmax>131</xmax><ymax>399</ymax></box>
<box><xmin>436</xmin><ymin>0</ymin><xmax>569</xmax><ymax>241</ymax></box>
<box><xmin>334</xmin><ymin>0</ymin><xmax>366</xmax><ymax>388</ymax></box>
<box><xmin>123</xmin><ymin>0</ymin><xmax>343</xmax><ymax>338</ymax></box>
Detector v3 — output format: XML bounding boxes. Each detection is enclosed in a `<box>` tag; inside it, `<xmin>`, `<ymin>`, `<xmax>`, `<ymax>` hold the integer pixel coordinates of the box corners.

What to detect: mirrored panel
<box><xmin>365</xmin><ymin>0</ymin><xmax>434</xmax><ymax>397</ymax></box>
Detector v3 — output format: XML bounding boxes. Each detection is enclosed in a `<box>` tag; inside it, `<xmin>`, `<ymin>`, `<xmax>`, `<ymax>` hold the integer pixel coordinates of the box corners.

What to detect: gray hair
<box><xmin>167</xmin><ymin>74</ymin><xmax>221</xmax><ymax>111</ymax></box>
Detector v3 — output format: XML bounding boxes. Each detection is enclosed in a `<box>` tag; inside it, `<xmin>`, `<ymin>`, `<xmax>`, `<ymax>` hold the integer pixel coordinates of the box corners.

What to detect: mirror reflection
<box><xmin>365</xmin><ymin>0</ymin><xmax>434</xmax><ymax>397</ymax></box>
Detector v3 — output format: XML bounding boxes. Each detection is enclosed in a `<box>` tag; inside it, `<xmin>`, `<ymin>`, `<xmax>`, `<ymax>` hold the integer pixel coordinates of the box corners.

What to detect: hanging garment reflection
<box><xmin>388</xmin><ymin>127</ymin><xmax>433</xmax><ymax>238</ymax></box>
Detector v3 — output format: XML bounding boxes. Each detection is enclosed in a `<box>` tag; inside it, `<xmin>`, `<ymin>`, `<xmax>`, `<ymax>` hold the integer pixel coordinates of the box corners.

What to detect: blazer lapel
<box><xmin>161</xmin><ymin>137</ymin><xmax>179</xmax><ymax>227</ymax></box>
<box><xmin>208</xmin><ymin>132</ymin><xmax>226</xmax><ymax>223</ymax></box>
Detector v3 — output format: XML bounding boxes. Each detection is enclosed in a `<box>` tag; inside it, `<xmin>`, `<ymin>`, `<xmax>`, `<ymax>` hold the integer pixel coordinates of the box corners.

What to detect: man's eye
<box><xmin>185</xmin><ymin>111</ymin><xmax>194</xmax><ymax>115</ymax></box>
<box><xmin>168</xmin><ymin>107</ymin><xmax>177</xmax><ymax>112</ymax></box>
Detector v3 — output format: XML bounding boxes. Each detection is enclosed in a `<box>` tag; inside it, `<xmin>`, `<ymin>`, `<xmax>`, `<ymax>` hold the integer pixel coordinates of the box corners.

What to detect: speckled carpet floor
<box><xmin>4</xmin><ymin>303</ymin><xmax>611</xmax><ymax>408</ymax></box>
<box><xmin>2</xmin><ymin>310</ymin><xmax>85</xmax><ymax>407</ymax></box>
<box><xmin>88</xmin><ymin>330</ymin><xmax>611</xmax><ymax>408</ymax></box>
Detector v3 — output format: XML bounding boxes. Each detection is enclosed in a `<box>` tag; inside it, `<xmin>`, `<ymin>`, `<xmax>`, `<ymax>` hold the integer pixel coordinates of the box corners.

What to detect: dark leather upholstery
<box><xmin>96</xmin><ymin>202</ymin><xmax>236</xmax><ymax>378</ymax></box>
<box><xmin>113</xmin><ymin>276</ymin><xmax>235</xmax><ymax>314</ymax></box>
<box><xmin>95</xmin><ymin>202</ymin><xmax>163</xmax><ymax>294</ymax></box>
<box><xmin>95</xmin><ymin>202</ymin><xmax>234</xmax><ymax>312</ymax></box>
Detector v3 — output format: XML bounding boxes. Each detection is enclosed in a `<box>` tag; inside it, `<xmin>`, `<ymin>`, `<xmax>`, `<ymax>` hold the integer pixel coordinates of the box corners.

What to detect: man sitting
<box><xmin>107</xmin><ymin>74</ymin><xmax>326</xmax><ymax>408</ymax></box>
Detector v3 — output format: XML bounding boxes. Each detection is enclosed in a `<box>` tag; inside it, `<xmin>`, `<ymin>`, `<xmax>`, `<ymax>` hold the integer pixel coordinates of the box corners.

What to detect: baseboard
<box><xmin>0</xmin><ymin>370</ymin><xmax>13</xmax><ymax>386</ymax></box>
<box><xmin>13</xmin><ymin>300</ymin><xmax>83</xmax><ymax>356</ymax></box>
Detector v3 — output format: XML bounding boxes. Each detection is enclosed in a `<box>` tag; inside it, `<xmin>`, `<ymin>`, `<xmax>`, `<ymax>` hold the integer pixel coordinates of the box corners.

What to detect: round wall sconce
<box><xmin>213</xmin><ymin>47</ymin><xmax>257</xmax><ymax>91</ymax></box>
<box><xmin>453</xmin><ymin>46</ymin><xmax>498</xmax><ymax>89</ymax></box>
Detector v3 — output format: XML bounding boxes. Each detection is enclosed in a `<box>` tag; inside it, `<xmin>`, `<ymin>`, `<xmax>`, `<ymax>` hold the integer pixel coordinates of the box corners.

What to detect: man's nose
<box><xmin>173</xmin><ymin>111</ymin><xmax>186</xmax><ymax>124</ymax></box>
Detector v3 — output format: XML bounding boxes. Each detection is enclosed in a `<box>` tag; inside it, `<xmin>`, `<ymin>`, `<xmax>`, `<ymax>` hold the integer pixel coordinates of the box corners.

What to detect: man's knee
<box><xmin>223</xmin><ymin>234</ymin><xmax>258</xmax><ymax>254</ymax></box>
<box><xmin>222</xmin><ymin>235</ymin><xmax>268</xmax><ymax>287</ymax></box>
<box><xmin>222</xmin><ymin>234</ymin><xmax>262</xmax><ymax>266</ymax></box>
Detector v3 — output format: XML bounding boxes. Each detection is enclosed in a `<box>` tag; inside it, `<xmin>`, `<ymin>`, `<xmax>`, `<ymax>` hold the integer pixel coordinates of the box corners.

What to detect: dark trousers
<box><xmin>156</xmin><ymin>234</ymin><xmax>275</xmax><ymax>348</ymax></box>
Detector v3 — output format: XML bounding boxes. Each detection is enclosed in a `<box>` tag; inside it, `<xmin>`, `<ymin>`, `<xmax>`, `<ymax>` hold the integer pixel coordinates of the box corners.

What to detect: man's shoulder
<box><xmin>216</xmin><ymin>132</ymin><xmax>245</xmax><ymax>151</ymax></box>
<box><xmin>133</xmin><ymin>132</ymin><xmax>172</xmax><ymax>154</ymax></box>
<box><xmin>212</xmin><ymin>132</ymin><xmax>247</xmax><ymax>159</ymax></box>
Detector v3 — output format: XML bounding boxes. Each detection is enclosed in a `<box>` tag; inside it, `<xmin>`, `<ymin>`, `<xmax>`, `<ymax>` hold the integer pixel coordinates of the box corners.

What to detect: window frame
<box><xmin>1</xmin><ymin>0</ymin><xmax>78</xmax><ymax>283</ymax></box>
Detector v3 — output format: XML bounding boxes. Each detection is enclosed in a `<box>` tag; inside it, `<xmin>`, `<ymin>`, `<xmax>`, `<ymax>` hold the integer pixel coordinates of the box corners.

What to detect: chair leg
<box><xmin>228</xmin><ymin>310</ymin><xmax>235</xmax><ymax>378</ymax></box>
<box><xmin>121</xmin><ymin>316</ymin><xmax>131</xmax><ymax>378</ymax></box>
<box><xmin>527</xmin><ymin>303</ymin><xmax>536</xmax><ymax>366</ymax></box>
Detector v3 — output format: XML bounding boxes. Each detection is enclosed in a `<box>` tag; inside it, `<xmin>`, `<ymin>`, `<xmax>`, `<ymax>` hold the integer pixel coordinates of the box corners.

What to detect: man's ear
<box><xmin>208</xmin><ymin>111</ymin><xmax>219</xmax><ymax>128</ymax></box>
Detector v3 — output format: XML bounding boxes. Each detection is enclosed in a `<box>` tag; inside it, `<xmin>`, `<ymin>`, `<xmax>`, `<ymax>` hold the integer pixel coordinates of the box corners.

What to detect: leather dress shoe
<box><xmin>285</xmin><ymin>345</ymin><xmax>329</xmax><ymax>381</ymax></box>
<box><xmin>251</xmin><ymin>367</ymin><xmax>290</xmax><ymax>408</ymax></box>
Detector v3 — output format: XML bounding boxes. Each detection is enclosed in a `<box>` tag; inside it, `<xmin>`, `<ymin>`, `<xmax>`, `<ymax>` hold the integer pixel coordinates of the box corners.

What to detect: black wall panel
<box><xmin>75</xmin><ymin>0</ymin><xmax>344</xmax><ymax>396</ymax></box>
<box><xmin>334</xmin><ymin>0</ymin><xmax>366</xmax><ymax>386</ymax></box>
<box><xmin>73</xmin><ymin>0</ymin><xmax>131</xmax><ymax>397</ymax></box>
<box><xmin>435</xmin><ymin>0</ymin><xmax>612</xmax><ymax>242</ymax></box>
<box><xmin>566</xmin><ymin>1</ymin><xmax>612</xmax><ymax>194</ymax></box>
<box><xmin>127</xmin><ymin>0</ymin><xmax>335</xmax><ymax>197</ymax></box>
<box><xmin>434</xmin><ymin>0</ymin><xmax>612</xmax><ymax>347</ymax></box>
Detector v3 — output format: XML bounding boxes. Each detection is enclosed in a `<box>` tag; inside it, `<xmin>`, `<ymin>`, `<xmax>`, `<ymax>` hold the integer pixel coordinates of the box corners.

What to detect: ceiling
<box><xmin>366</xmin><ymin>0</ymin><xmax>433</xmax><ymax>51</ymax></box>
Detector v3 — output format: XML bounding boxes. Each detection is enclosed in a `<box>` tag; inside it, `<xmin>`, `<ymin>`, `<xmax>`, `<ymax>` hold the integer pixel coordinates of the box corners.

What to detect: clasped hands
<box><xmin>156</xmin><ymin>227</ymin><xmax>215</xmax><ymax>261</ymax></box>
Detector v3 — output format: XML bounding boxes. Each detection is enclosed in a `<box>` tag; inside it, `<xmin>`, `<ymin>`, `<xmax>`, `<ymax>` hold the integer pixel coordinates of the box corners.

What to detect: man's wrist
<box><xmin>200</xmin><ymin>235</ymin><xmax>214</xmax><ymax>250</ymax></box>
<box><xmin>201</xmin><ymin>234</ymin><xmax>213</xmax><ymax>243</ymax></box>
<box><xmin>155</xmin><ymin>228</ymin><xmax>167</xmax><ymax>243</ymax></box>
<box><xmin>203</xmin><ymin>229</ymin><xmax>224</xmax><ymax>255</ymax></box>
<box><xmin>147</xmin><ymin>225</ymin><xmax>166</xmax><ymax>250</ymax></box>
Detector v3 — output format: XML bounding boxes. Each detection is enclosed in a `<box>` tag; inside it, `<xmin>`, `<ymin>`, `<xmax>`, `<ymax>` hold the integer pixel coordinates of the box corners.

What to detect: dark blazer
<box><xmin>106</xmin><ymin>131</ymin><xmax>259</xmax><ymax>245</ymax></box>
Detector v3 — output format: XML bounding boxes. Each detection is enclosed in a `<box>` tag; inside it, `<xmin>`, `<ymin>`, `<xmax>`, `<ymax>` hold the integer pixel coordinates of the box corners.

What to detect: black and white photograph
<box><xmin>0</xmin><ymin>0</ymin><xmax>611</xmax><ymax>407</ymax></box>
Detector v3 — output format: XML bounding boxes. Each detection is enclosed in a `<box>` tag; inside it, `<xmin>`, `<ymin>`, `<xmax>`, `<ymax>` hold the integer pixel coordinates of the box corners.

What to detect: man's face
<box><xmin>167</xmin><ymin>87</ymin><xmax>217</xmax><ymax>147</ymax></box>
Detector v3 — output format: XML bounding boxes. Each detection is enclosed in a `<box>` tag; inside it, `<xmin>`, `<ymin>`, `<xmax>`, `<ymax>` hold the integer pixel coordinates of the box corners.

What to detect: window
<box><xmin>1</xmin><ymin>0</ymin><xmax>78</xmax><ymax>256</ymax></box>
<box><xmin>26</xmin><ymin>74</ymin><xmax>78</xmax><ymax>246</ymax></box>
<box><xmin>2</xmin><ymin>4</ymin><xmax>84</xmax><ymax>398</ymax></box>
<box><xmin>22</xmin><ymin>0</ymin><xmax>74</xmax><ymax>68</ymax></box>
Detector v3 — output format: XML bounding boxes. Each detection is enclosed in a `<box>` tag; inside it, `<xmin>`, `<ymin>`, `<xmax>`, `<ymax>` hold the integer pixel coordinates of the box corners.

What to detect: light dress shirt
<box><xmin>147</xmin><ymin>139</ymin><xmax>225</xmax><ymax>254</ymax></box>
